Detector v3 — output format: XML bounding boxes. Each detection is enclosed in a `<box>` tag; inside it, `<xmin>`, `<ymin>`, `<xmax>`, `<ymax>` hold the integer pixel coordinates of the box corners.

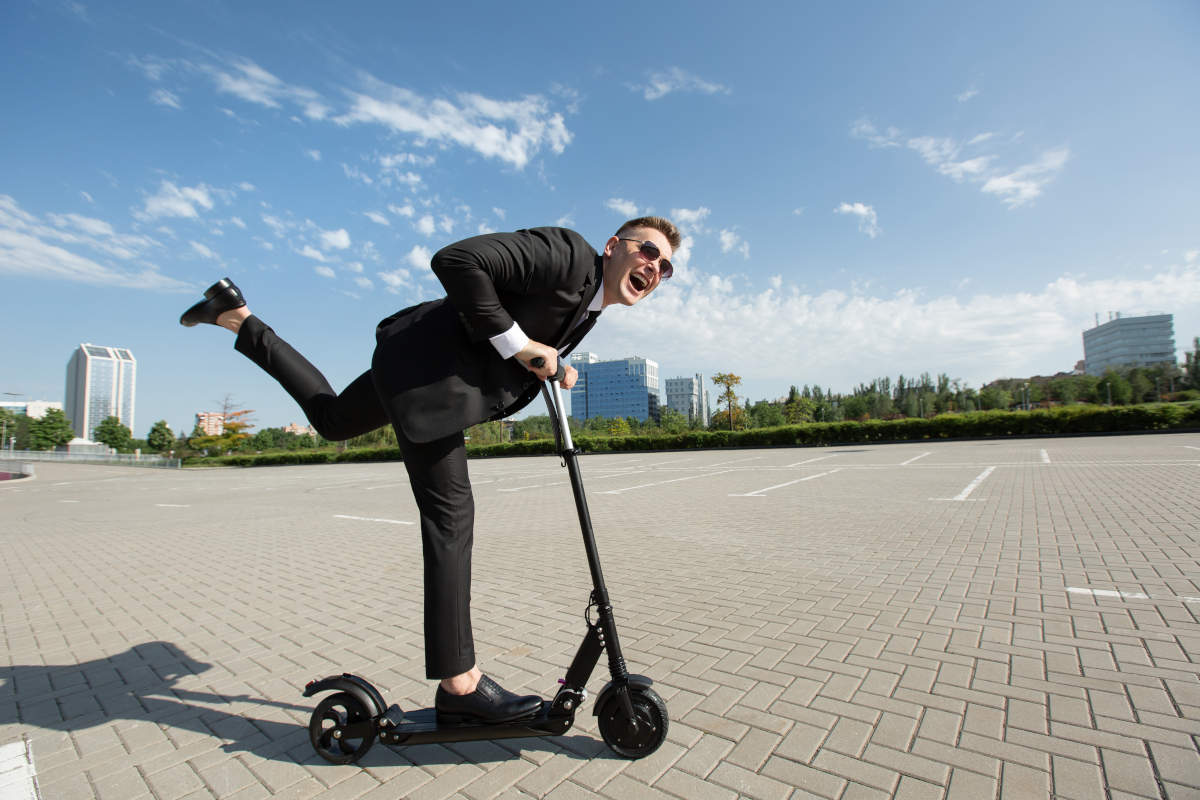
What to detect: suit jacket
<box><xmin>371</xmin><ymin>227</ymin><xmax>603</xmax><ymax>443</ymax></box>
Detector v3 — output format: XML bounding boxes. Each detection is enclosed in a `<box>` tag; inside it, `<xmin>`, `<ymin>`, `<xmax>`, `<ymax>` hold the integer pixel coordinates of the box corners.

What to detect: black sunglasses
<box><xmin>617</xmin><ymin>238</ymin><xmax>673</xmax><ymax>280</ymax></box>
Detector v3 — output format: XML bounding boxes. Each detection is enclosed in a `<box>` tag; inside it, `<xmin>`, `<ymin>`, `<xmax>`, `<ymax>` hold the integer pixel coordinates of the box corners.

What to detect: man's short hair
<box><xmin>616</xmin><ymin>216</ymin><xmax>682</xmax><ymax>252</ymax></box>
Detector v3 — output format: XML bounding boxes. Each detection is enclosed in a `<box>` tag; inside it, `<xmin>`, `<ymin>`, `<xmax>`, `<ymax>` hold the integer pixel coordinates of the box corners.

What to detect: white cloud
<box><xmin>0</xmin><ymin>195</ymin><xmax>191</xmax><ymax>292</ymax></box>
<box><xmin>793</xmin><ymin>208</ymin><xmax>804</xmax><ymax>216</ymax></box>
<box><xmin>261</xmin><ymin>214</ymin><xmax>292</xmax><ymax>237</ymax></box>
<box><xmin>492</xmin><ymin>207</ymin><xmax>506</xmax><ymax>221</ymax></box>
<box><xmin>204</xmin><ymin>57</ymin><xmax>331</xmax><ymax>120</ymax></box>
<box><xmin>135</xmin><ymin>181</ymin><xmax>214</xmax><ymax>221</ymax></box>
<box><xmin>415</xmin><ymin>215</ymin><xmax>436</xmax><ymax>236</ymax></box>
<box><xmin>365</xmin><ymin>211</ymin><xmax>391</xmax><ymax>226</ymax></box>
<box><xmin>956</xmin><ymin>85</ymin><xmax>979</xmax><ymax>102</ymax></box>
<box><xmin>635</xmin><ymin>67</ymin><xmax>730</xmax><ymax>101</ymax></box>
<box><xmin>342</xmin><ymin>163</ymin><xmax>373</xmax><ymax>185</ymax></box>
<box><xmin>439</xmin><ymin>216</ymin><xmax>455</xmax><ymax>234</ymax></box>
<box><xmin>189</xmin><ymin>241</ymin><xmax>217</xmax><ymax>259</ymax></box>
<box><xmin>718</xmin><ymin>229</ymin><xmax>751</xmax><ymax>258</ymax></box>
<box><xmin>298</xmin><ymin>244</ymin><xmax>326</xmax><ymax>261</ymax></box>
<box><xmin>981</xmin><ymin>148</ymin><xmax>1071</xmax><ymax>208</ymax></box>
<box><xmin>670</xmin><ymin>207</ymin><xmax>710</xmax><ymax>234</ymax></box>
<box><xmin>853</xmin><ymin>118</ymin><xmax>1069</xmax><ymax>208</ymax></box>
<box><xmin>359</xmin><ymin>241</ymin><xmax>381</xmax><ymax>263</ymax></box>
<box><xmin>304</xmin><ymin>149</ymin><xmax>321</xmax><ymax>161</ymax></box>
<box><xmin>554</xmin><ymin>214</ymin><xmax>574</xmax><ymax>228</ymax></box>
<box><xmin>150</xmin><ymin>89</ymin><xmax>181</xmax><ymax>109</ymax></box>
<box><xmin>834</xmin><ymin>203</ymin><xmax>880</xmax><ymax>239</ymax></box>
<box><xmin>343</xmin><ymin>261</ymin><xmax>364</xmax><ymax>273</ymax></box>
<box><xmin>478</xmin><ymin>223</ymin><xmax>497</xmax><ymax>234</ymax></box>
<box><xmin>768</xmin><ymin>275</ymin><xmax>783</xmax><ymax>289</ymax></box>
<box><xmin>590</xmin><ymin>264</ymin><xmax>1200</xmax><ymax>392</ymax></box>
<box><xmin>319</xmin><ymin>228</ymin><xmax>351</xmax><ymax>250</ymax></box>
<box><xmin>354</xmin><ymin>276</ymin><xmax>374</xmax><ymax>290</ymax></box>
<box><xmin>405</xmin><ymin>245</ymin><xmax>433</xmax><ymax>271</ymax></box>
<box><xmin>389</xmin><ymin>203</ymin><xmax>415</xmax><ymax>218</ymax></box>
<box><xmin>606</xmin><ymin>198</ymin><xmax>640</xmax><ymax>217</ymax></box>
<box><xmin>315</xmin><ymin>265</ymin><xmax>336</xmax><ymax>278</ymax></box>
<box><xmin>1186</xmin><ymin>250</ymin><xmax>1198</xmax><ymax>263</ymax></box>
<box><xmin>239</xmin><ymin>182</ymin><xmax>255</xmax><ymax>192</ymax></box>
<box><xmin>377</xmin><ymin>267</ymin><xmax>411</xmax><ymax>294</ymax></box>
<box><xmin>80</xmin><ymin>191</ymin><xmax>94</xmax><ymax>204</ymax></box>
<box><xmin>229</xmin><ymin>216</ymin><xmax>246</xmax><ymax>229</ymax></box>
<box><xmin>335</xmin><ymin>74</ymin><xmax>571</xmax><ymax>170</ymax></box>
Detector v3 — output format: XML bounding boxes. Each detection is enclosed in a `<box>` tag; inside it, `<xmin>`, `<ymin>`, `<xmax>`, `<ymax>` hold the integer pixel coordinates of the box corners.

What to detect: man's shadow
<box><xmin>0</xmin><ymin>641</ymin><xmax>310</xmax><ymax>762</ymax></box>
<box><xmin>0</xmin><ymin>641</ymin><xmax>606</xmax><ymax>766</ymax></box>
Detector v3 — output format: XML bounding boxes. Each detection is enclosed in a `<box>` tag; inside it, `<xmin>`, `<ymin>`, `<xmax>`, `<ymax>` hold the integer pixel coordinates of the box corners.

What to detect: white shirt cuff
<box><xmin>489</xmin><ymin>321</ymin><xmax>530</xmax><ymax>360</ymax></box>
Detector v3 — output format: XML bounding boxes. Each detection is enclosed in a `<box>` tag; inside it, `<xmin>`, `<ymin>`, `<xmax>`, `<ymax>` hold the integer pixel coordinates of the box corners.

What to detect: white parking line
<box><xmin>596</xmin><ymin>469</ymin><xmax>735</xmax><ymax>495</ymax></box>
<box><xmin>1068</xmin><ymin>587</ymin><xmax>1200</xmax><ymax>604</ymax></box>
<box><xmin>730</xmin><ymin>470</ymin><xmax>839</xmax><ymax>497</ymax></box>
<box><xmin>931</xmin><ymin>466</ymin><xmax>996</xmax><ymax>501</ymax></box>
<box><xmin>333</xmin><ymin>515</ymin><xmax>414</xmax><ymax>525</ymax></box>
<box><xmin>1041</xmin><ymin>449</ymin><xmax>1051</xmax><ymax>464</ymax></box>
<box><xmin>0</xmin><ymin>739</ymin><xmax>39</xmax><ymax>800</ymax></box>
<box><xmin>900</xmin><ymin>452</ymin><xmax>931</xmax><ymax>466</ymax></box>
<box><xmin>154</xmin><ymin>504</ymin><xmax>190</xmax><ymax>507</ymax></box>
<box><xmin>645</xmin><ymin>457</ymin><xmax>695</xmax><ymax>466</ymax></box>
<box><xmin>1185</xmin><ymin>446</ymin><xmax>1200</xmax><ymax>452</ymax></box>
<box><xmin>783</xmin><ymin>455</ymin><xmax>839</xmax><ymax>467</ymax></box>
<box><xmin>499</xmin><ymin>472</ymin><xmax>645</xmax><ymax>492</ymax></box>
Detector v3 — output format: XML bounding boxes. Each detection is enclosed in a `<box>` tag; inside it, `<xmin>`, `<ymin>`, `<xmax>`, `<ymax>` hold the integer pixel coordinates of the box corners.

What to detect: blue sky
<box><xmin>3</xmin><ymin>0</ymin><xmax>1198</xmax><ymax>436</ymax></box>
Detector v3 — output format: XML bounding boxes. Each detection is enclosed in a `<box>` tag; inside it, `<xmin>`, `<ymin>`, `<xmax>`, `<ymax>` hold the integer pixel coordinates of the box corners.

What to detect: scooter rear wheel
<box><xmin>310</xmin><ymin>691</ymin><xmax>376</xmax><ymax>764</ymax></box>
<box><xmin>597</xmin><ymin>687</ymin><xmax>669</xmax><ymax>759</ymax></box>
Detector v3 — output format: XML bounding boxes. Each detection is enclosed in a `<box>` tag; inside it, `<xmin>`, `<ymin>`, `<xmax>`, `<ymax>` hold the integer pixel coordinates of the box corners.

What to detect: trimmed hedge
<box><xmin>185</xmin><ymin>403</ymin><xmax>1200</xmax><ymax>468</ymax></box>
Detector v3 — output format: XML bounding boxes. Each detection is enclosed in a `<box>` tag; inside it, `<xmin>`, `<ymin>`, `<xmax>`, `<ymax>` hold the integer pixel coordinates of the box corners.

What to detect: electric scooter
<box><xmin>302</xmin><ymin>358</ymin><xmax>669</xmax><ymax>763</ymax></box>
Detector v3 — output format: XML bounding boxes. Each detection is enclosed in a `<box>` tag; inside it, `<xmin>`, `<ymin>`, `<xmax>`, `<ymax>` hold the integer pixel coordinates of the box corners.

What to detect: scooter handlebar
<box><xmin>530</xmin><ymin>356</ymin><xmax>567</xmax><ymax>383</ymax></box>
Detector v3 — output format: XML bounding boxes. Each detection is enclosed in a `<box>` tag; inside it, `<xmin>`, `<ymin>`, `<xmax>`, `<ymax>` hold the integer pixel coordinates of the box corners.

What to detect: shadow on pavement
<box><xmin>0</xmin><ymin>641</ymin><xmax>309</xmax><ymax>762</ymax></box>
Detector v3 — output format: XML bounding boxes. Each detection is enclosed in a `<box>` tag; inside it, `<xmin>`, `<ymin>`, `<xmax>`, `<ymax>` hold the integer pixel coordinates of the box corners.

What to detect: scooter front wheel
<box><xmin>597</xmin><ymin>687</ymin><xmax>669</xmax><ymax>759</ymax></box>
<box><xmin>310</xmin><ymin>691</ymin><xmax>376</xmax><ymax>764</ymax></box>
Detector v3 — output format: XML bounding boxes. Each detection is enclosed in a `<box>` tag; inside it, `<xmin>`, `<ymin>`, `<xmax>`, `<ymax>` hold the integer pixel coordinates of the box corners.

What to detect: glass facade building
<box><xmin>1082</xmin><ymin>313</ymin><xmax>1175</xmax><ymax>376</ymax></box>
<box><xmin>65</xmin><ymin>344</ymin><xmax>137</xmax><ymax>441</ymax></box>
<box><xmin>569</xmin><ymin>352</ymin><xmax>661</xmax><ymax>422</ymax></box>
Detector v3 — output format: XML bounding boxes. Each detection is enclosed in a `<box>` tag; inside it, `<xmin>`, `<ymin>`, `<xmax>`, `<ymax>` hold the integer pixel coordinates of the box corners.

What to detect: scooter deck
<box><xmin>378</xmin><ymin>702</ymin><xmax>574</xmax><ymax>746</ymax></box>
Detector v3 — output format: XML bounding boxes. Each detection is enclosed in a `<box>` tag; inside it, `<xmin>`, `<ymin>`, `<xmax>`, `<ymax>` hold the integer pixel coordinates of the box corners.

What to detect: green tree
<box><xmin>29</xmin><ymin>408</ymin><xmax>75</xmax><ymax>450</ymax></box>
<box><xmin>1185</xmin><ymin>336</ymin><xmax>1200</xmax><ymax>389</ymax></box>
<box><xmin>190</xmin><ymin>395</ymin><xmax>255</xmax><ymax>454</ymax></box>
<box><xmin>658</xmin><ymin>406</ymin><xmax>688</xmax><ymax>434</ymax></box>
<box><xmin>711</xmin><ymin>373</ymin><xmax>743</xmax><ymax>431</ymax></box>
<box><xmin>1100</xmin><ymin>368</ymin><xmax>1132</xmax><ymax>405</ymax></box>
<box><xmin>0</xmin><ymin>407</ymin><xmax>16</xmax><ymax>448</ymax></box>
<box><xmin>146</xmin><ymin>420</ymin><xmax>175</xmax><ymax>452</ymax></box>
<box><xmin>94</xmin><ymin>416</ymin><xmax>133</xmax><ymax>450</ymax></box>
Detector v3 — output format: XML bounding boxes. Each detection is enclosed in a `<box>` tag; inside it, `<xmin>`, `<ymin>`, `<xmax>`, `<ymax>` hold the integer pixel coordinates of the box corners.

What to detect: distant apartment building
<box><xmin>0</xmin><ymin>400</ymin><xmax>63</xmax><ymax>419</ymax></box>
<box><xmin>569</xmin><ymin>352</ymin><xmax>661</xmax><ymax>422</ymax></box>
<box><xmin>65</xmin><ymin>344</ymin><xmax>136</xmax><ymax>441</ymax></box>
<box><xmin>1082</xmin><ymin>312</ymin><xmax>1176</xmax><ymax>376</ymax></box>
<box><xmin>195</xmin><ymin>412</ymin><xmax>225</xmax><ymax>436</ymax></box>
<box><xmin>283</xmin><ymin>422</ymin><xmax>318</xmax><ymax>438</ymax></box>
<box><xmin>664</xmin><ymin>374</ymin><xmax>709</xmax><ymax>423</ymax></box>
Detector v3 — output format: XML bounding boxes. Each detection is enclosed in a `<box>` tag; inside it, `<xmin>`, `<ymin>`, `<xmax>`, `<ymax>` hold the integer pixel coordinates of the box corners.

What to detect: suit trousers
<box><xmin>234</xmin><ymin>315</ymin><xmax>476</xmax><ymax>679</ymax></box>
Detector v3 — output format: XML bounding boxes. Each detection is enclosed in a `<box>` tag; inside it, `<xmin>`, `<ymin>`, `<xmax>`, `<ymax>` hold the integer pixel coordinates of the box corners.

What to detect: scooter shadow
<box><xmin>0</xmin><ymin>641</ymin><xmax>309</xmax><ymax>763</ymax></box>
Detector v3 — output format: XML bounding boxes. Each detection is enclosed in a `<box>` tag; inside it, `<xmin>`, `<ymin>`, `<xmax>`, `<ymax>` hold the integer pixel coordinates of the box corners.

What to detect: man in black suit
<box><xmin>181</xmin><ymin>216</ymin><xmax>681</xmax><ymax>721</ymax></box>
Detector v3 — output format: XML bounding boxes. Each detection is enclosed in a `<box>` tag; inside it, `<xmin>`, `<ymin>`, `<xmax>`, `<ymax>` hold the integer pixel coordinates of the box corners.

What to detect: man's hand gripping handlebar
<box><xmin>530</xmin><ymin>356</ymin><xmax>567</xmax><ymax>383</ymax></box>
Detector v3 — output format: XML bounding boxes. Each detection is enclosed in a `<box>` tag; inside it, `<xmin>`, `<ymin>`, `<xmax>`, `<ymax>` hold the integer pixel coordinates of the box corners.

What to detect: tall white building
<box><xmin>65</xmin><ymin>344</ymin><xmax>137</xmax><ymax>441</ymax></box>
<box><xmin>1082</xmin><ymin>312</ymin><xmax>1175</xmax><ymax>376</ymax></box>
<box><xmin>665</xmin><ymin>374</ymin><xmax>709</xmax><ymax>424</ymax></box>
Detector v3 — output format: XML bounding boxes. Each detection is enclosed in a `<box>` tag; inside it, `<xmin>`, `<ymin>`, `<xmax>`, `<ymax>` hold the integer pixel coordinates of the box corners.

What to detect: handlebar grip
<box><xmin>530</xmin><ymin>356</ymin><xmax>567</xmax><ymax>383</ymax></box>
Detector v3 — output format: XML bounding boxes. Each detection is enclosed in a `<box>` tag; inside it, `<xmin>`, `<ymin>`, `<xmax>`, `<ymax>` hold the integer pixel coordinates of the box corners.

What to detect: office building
<box><xmin>1082</xmin><ymin>312</ymin><xmax>1176</xmax><ymax>376</ymax></box>
<box><xmin>665</xmin><ymin>374</ymin><xmax>709</xmax><ymax>423</ymax></box>
<box><xmin>0</xmin><ymin>400</ymin><xmax>63</xmax><ymax>419</ymax></box>
<box><xmin>65</xmin><ymin>344</ymin><xmax>136</xmax><ymax>441</ymax></box>
<box><xmin>569</xmin><ymin>352</ymin><xmax>661</xmax><ymax>422</ymax></box>
<box><xmin>195</xmin><ymin>412</ymin><xmax>226</xmax><ymax>436</ymax></box>
<box><xmin>283</xmin><ymin>422</ymin><xmax>318</xmax><ymax>438</ymax></box>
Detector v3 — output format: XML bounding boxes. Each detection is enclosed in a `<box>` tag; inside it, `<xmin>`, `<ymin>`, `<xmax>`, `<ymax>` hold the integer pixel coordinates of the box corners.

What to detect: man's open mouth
<box><xmin>630</xmin><ymin>273</ymin><xmax>648</xmax><ymax>292</ymax></box>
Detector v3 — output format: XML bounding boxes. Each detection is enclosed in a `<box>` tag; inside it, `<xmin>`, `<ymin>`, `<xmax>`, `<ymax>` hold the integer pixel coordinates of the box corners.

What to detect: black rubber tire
<box><xmin>597</xmin><ymin>687</ymin><xmax>669</xmax><ymax>759</ymax></box>
<box><xmin>309</xmin><ymin>691</ymin><xmax>375</xmax><ymax>765</ymax></box>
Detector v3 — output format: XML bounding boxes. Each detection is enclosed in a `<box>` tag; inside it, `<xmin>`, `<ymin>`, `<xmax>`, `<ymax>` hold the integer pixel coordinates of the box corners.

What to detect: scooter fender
<box><xmin>303</xmin><ymin>673</ymin><xmax>386</xmax><ymax>719</ymax></box>
<box><xmin>592</xmin><ymin>675</ymin><xmax>654</xmax><ymax>716</ymax></box>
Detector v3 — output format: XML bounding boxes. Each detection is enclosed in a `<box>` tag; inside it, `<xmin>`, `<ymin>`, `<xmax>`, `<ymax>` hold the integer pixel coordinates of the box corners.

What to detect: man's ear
<box><xmin>603</xmin><ymin>235</ymin><xmax>620</xmax><ymax>258</ymax></box>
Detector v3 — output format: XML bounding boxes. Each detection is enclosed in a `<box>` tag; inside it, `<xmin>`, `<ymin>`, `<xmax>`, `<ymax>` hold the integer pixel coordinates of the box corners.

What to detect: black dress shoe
<box><xmin>180</xmin><ymin>278</ymin><xmax>247</xmax><ymax>327</ymax></box>
<box><xmin>434</xmin><ymin>675</ymin><xmax>543</xmax><ymax>723</ymax></box>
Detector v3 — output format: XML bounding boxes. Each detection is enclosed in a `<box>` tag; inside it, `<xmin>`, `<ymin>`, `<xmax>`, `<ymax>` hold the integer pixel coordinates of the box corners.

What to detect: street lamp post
<box><xmin>1107</xmin><ymin>383</ymin><xmax>1113</xmax><ymax>406</ymax></box>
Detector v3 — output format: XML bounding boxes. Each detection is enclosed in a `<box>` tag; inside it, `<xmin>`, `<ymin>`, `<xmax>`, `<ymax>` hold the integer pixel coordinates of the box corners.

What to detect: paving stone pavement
<box><xmin>3</xmin><ymin>433</ymin><xmax>1200</xmax><ymax>799</ymax></box>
